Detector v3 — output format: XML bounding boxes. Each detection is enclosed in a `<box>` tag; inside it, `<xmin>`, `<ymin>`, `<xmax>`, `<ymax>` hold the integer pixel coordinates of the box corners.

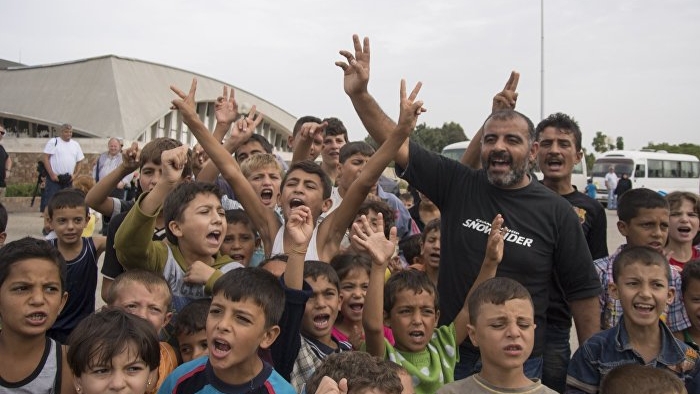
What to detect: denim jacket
<box><xmin>566</xmin><ymin>319</ymin><xmax>700</xmax><ymax>394</ymax></box>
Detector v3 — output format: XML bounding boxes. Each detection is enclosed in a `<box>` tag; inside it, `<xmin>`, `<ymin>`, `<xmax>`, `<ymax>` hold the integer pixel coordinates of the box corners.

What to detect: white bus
<box><xmin>591</xmin><ymin>150</ymin><xmax>700</xmax><ymax>206</ymax></box>
<box><xmin>440</xmin><ymin>140</ymin><xmax>589</xmax><ymax>191</ymax></box>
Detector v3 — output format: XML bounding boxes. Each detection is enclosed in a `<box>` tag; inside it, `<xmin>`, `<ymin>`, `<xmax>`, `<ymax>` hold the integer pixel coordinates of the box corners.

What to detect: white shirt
<box><xmin>604</xmin><ymin>171</ymin><xmax>618</xmax><ymax>189</ymax></box>
<box><xmin>44</xmin><ymin>137</ymin><xmax>84</xmax><ymax>174</ymax></box>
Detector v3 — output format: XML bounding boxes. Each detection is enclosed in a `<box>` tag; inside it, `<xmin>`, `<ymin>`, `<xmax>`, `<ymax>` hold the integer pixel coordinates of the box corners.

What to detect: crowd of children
<box><xmin>2</xmin><ymin>33</ymin><xmax>700</xmax><ymax>394</ymax></box>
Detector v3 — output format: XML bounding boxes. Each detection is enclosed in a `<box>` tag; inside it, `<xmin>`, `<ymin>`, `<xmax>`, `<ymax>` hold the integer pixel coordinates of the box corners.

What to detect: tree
<box><xmin>582</xmin><ymin>148</ymin><xmax>596</xmax><ymax>172</ymax></box>
<box><xmin>643</xmin><ymin>142</ymin><xmax>700</xmax><ymax>161</ymax></box>
<box><xmin>592</xmin><ymin>131</ymin><xmax>610</xmax><ymax>153</ymax></box>
<box><xmin>364</xmin><ymin>121</ymin><xmax>467</xmax><ymax>153</ymax></box>
<box><xmin>616</xmin><ymin>136</ymin><xmax>624</xmax><ymax>150</ymax></box>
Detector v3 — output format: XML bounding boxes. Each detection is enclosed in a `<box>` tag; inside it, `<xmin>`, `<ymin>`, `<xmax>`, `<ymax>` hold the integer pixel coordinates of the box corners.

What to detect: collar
<box><xmin>614</xmin><ymin>318</ymin><xmax>687</xmax><ymax>366</ymax></box>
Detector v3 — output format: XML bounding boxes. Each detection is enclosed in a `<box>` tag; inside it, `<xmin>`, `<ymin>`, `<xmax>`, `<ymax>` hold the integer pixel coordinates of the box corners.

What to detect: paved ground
<box><xmin>4</xmin><ymin>208</ymin><xmax>625</xmax><ymax>350</ymax></box>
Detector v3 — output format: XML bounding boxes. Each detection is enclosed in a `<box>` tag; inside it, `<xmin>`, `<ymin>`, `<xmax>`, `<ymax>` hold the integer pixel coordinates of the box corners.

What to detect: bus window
<box><xmin>648</xmin><ymin>159</ymin><xmax>663</xmax><ymax>178</ymax></box>
<box><xmin>634</xmin><ymin>164</ymin><xmax>645</xmax><ymax>179</ymax></box>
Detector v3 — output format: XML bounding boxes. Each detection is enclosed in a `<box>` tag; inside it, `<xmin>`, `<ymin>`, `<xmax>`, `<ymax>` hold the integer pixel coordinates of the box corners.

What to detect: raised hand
<box><xmin>184</xmin><ymin>260</ymin><xmax>216</xmax><ymax>285</ymax></box>
<box><xmin>235</xmin><ymin>105</ymin><xmax>264</xmax><ymax>134</ymax></box>
<box><xmin>160</xmin><ymin>145</ymin><xmax>190</xmax><ymax>186</ymax></box>
<box><xmin>492</xmin><ymin>71</ymin><xmax>519</xmax><ymax>113</ymax></box>
<box><xmin>314</xmin><ymin>376</ymin><xmax>349</xmax><ymax>394</ymax></box>
<box><xmin>298</xmin><ymin>121</ymin><xmax>328</xmax><ymax>142</ymax></box>
<box><xmin>215</xmin><ymin>86</ymin><xmax>239</xmax><ymax>125</ymax></box>
<box><xmin>351</xmin><ymin>213</ymin><xmax>398</xmax><ymax>267</ymax></box>
<box><xmin>121</xmin><ymin>142</ymin><xmax>140</xmax><ymax>172</ymax></box>
<box><xmin>336</xmin><ymin>34</ymin><xmax>371</xmax><ymax>97</ymax></box>
<box><xmin>396</xmin><ymin>79</ymin><xmax>426</xmax><ymax>135</ymax></box>
<box><xmin>170</xmin><ymin>78</ymin><xmax>199</xmax><ymax>123</ymax></box>
<box><xmin>285</xmin><ymin>205</ymin><xmax>314</xmax><ymax>251</ymax></box>
<box><xmin>484</xmin><ymin>214</ymin><xmax>507</xmax><ymax>266</ymax></box>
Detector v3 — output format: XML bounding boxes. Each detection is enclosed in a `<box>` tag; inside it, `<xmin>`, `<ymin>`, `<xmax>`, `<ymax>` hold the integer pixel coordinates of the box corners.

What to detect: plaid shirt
<box><xmin>290</xmin><ymin>334</ymin><xmax>352</xmax><ymax>393</ymax></box>
<box><xmin>595</xmin><ymin>244</ymin><xmax>690</xmax><ymax>332</ymax></box>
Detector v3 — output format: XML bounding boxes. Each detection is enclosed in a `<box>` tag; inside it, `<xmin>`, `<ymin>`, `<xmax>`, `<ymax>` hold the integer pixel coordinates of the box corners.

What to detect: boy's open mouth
<box><xmin>26</xmin><ymin>312</ymin><xmax>48</xmax><ymax>325</ymax></box>
<box><xmin>313</xmin><ymin>314</ymin><xmax>330</xmax><ymax>329</ymax></box>
<box><xmin>260</xmin><ymin>189</ymin><xmax>274</xmax><ymax>202</ymax></box>
<box><xmin>207</xmin><ymin>231</ymin><xmax>221</xmax><ymax>244</ymax></box>
<box><xmin>348</xmin><ymin>302</ymin><xmax>363</xmax><ymax>312</ymax></box>
<box><xmin>289</xmin><ymin>198</ymin><xmax>306</xmax><ymax>209</ymax></box>
<box><xmin>633</xmin><ymin>303</ymin><xmax>654</xmax><ymax>313</ymax></box>
<box><xmin>408</xmin><ymin>330</ymin><xmax>425</xmax><ymax>340</ymax></box>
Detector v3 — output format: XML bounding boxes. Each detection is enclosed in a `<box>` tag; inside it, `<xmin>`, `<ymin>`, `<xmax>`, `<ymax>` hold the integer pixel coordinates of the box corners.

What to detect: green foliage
<box><xmin>592</xmin><ymin>131</ymin><xmax>615</xmax><ymax>153</ymax></box>
<box><xmin>5</xmin><ymin>183</ymin><xmax>37</xmax><ymax>197</ymax></box>
<box><xmin>363</xmin><ymin>121</ymin><xmax>468</xmax><ymax>153</ymax></box>
<box><xmin>582</xmin><ymin>148</ymin><xmax>596</xmax><ymax>172</ymax></box>
<box><xmin>643</xmin><ymin>142</ymin><xmax>700</xmax><ymax>160</ymax></box>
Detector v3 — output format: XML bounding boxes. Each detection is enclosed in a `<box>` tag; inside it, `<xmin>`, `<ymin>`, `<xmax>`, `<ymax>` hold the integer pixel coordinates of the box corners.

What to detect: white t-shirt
<box><xmin>44</xmin><ymin>137</ymin><xmax>84</xmax><ymax>174</ymax></box>
<box><xmin>604</xmin><ymin>171</ymin><xmax>618</xmax><ymax>190</ymax></box>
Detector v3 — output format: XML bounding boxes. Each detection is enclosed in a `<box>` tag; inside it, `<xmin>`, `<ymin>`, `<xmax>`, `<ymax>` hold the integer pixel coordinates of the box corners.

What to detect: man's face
<box><xmin>480</xmin><ymin>117</ymin><xmax>536</xmax><ymax>189</ymax></box>
<box><xmin>321</xmin><ymin>134</ymin><xmax>347</xmax><ymax>167</ymax></box>
<box><xmin>60</xmin><ymin>126</ymin><xmax>73</xmax><ymax>142</ymax></box>
<box><xmin>108</xmin><ymin>139</ymin><xmax>121</xmax><ymax>156</ymax></box>
<box><xmin>536</xmin><ymin>127</ymin><xmax>582</xmax><ymax>182</ymax></box>
<box><xmin>235</xmin><ymin>141</ymin><xmax>266</xmax><ymax>163</ymax></box>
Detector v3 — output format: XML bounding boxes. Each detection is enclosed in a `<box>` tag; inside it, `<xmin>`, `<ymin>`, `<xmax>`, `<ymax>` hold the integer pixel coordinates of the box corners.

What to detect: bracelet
<box><xmin>289</xmin><ymin>247</ymin><xmax>307</xmax><ymax>255</ymax></box>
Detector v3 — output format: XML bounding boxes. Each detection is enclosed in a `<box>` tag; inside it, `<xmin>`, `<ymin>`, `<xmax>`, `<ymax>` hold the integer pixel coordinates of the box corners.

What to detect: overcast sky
<box><xmin>2</xmin><ymin>0</ymin><xmax>698</xmax><ymax>151</ymax></box>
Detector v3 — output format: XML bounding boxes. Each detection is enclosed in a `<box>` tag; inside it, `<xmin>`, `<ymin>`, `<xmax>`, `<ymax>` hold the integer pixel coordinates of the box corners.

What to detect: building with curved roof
<box><xmin>0</xmin><ymin>55</ymin><xmax>296</xmax><ymax>150</ymax></box>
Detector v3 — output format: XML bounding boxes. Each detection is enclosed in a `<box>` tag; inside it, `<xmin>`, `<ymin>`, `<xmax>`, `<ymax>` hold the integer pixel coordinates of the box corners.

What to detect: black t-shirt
<box><xmin>399</xmin><ymin>141</ymin><xmax>601</xmax><ymax>356</ymax></box>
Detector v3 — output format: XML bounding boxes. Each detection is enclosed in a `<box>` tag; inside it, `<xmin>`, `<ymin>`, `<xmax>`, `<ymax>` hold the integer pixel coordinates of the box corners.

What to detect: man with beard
<box><xmin>336</xmin><ymin>34</ymin><xmax>601</xmax><ymax>381</ymax></box>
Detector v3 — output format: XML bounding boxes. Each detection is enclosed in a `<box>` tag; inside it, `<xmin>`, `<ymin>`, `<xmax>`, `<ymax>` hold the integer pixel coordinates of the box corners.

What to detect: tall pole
<box><xmin>540</xmin><ymin>0</ymin><xmax>545</xmax><ymax>121</ymax></box>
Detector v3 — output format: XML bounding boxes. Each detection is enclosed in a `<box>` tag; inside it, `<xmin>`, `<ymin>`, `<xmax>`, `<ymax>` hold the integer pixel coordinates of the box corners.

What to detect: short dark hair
<box><xmin>399</xmin><ymin>234</ymin><xmax>422</xmax><ymax>265</ymax></box>
<box><xmin>282</xmin><ymin>160</ymin><xmax>332</xmax><ymax>200</ymax></box>
<box><xmin>305</xmin><ymin>352</ymin><xmax>403</xmax><ymax>394</ymax></box>
<box><xmin>67</xmin><ymin>308</ymin><xmax>160</xmax><ymax>377</ymax></box>
<box><xmin>618</xmin><ymin>188</ymin><xmax>669</xmax><ymax>223</ymax></box>
<box><xmin>482</xmin><ymin>110</ymin><xmax>536</xmax><ymax>147</ymax></box>
<box><xmin>600</xmin><ymin>364</ymin><xmax>686</xmax><ymax>394</ymax></box>
<box><xmin>330</xmin><ymin>252</ymin><xmax>372</xmax><ymax>282</ymax></box>
<box><xmin>399</xmin><ymin>192</ymin><xmax>414</xmax><ymax>203</ymax></box>
<box><xmin>612</xmin><ymin>246</ymin><xmax>671</xmax><ymax>283</ymax></box>
<box><xmin>384</xmin><ymin>270</ymin><xmax>438</xmax><ymax>313</ymax></box>
<box><xmin>139</xmin><ymin>137</ymin><xmax>193</xmax><ymax>178</ymax></box>
<box><xmin>421</xmin><ymin>218</ymin><xmax>441</xmax><ymax>243</ymax></box>
<box><xmin>0</xmin><ymin>237</ymin><xmax>66</xmax><ymax>291</ymax></box>
<box><xmin>174</xmin><ymin>298</ymin><xmax>210</xmax><ymax>336</ymax></box>
<box><xmin>339</xmin><ymin>141</ymin><xmax>375</xmax><ymax>164</ymax></box>
<box><xmin>163</xmin><ymin>182</ymin><xmax>223</xmax><ymax>244</ymax></box>
<box><xmin>293</xmin><ymin>115</ymin><xmax>323</xmax><ymax>137</ymax></box>
<box><xmin>681</xmin><ymin>259</ymin><xmax>700</xmax><ymax>294</ymax></box>
<box><xmin>235</xmin><ymin>134</ymin><xmax>273</xmax><ymax>162</ymax></box>
<box><xmin>106</xmin><ymin>269</ymin><xmax>172</xmax><ymax>309</ymax></box>
<box><xmin>467</xmin><ymin>277</ymin><xmax>533</xmax><ymax>325</ymax></box>
<box><xmin>535</xmin><ymin>112</ymin><xmax>583</xmax><ymax>151</ymax></box>
<box><xmin>212</xmin><ymin>267</ymin><xmax>285</xmax><ymax>328</ymax></box>
<box><xmin>47</xmin><ymin>188</ymin><xmax>88</xmax><ymax>218</ymax></box>
<box><xmin>0</xmin><ymin>202</ymin><xmax>7</xmax><ymax>233</ymax></box>
<box><xmin>322</xmin><ymin>117</ymin><xmax>349</xmax><ymax>142</ymax></box>
<box><xmin>304</xmin><ymin>260</ymin><xmax>340</xmax><ymax>290</ymax></box>
<box><xmin>224</xmin><ymin>209</ymin><xmax>256</xmax><ymax>232</ymax></box>
<box><xmin>356</xmin><ymin>200</ymin><xmax>395</xmax><ymax>238</ymax></box>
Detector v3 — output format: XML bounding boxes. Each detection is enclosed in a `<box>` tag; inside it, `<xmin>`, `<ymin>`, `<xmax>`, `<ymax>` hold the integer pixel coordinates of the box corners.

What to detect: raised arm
<box><xmin>85</xmin><ymin>143</ymin><xmax>139</xmax><ymax>216</ymax></box>
<box><xmin>291</xmin><ymin>121</ymin><xmax>327</xmax><ymax>165</ymax></box>
<box><xmin>460</xmin><ymin>71</ymin><xmax>519</xmax><ymax>168</ymax></box>
<box><xmin>283</xmin><ymin>205</ymin><xmax>315</xmax><ymax>290</ymax></box>
<box><xmin>319</xmin><ymin>79</ymin><xmax>425</xmax><ymax>260</ymax></box>
<box><xmin>453</xmin><ymin>214</ymin><xmax>506</xmax><ymax>344</ymax></box>
<box><xmin>336</xmin><ymin>35</ymin><xmax>399</xmax><ymax>159</ymax></box>
<box><xmin>170</xmin><ymin>79</ymin><xmax>281</xmax><ymax>254</ymax></box>
<box><xmin>353</xmin><ymin>212</ymin><xmax>397</xmax><ymax>357</ymax></box>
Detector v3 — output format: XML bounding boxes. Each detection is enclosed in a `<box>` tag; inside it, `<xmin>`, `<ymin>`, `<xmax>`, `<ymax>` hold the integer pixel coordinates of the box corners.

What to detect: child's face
<box><xmin>682</xmin><ymin>278</ymin><xmax>700</xmax><ymax>333</ymax></box>
<box><xmin>401</xmin><ymin>198</ymin><xmax>414</xmax><ymax>210</ymax></box>
<box><xmin>138</xmin><ymin>161</ymin><xmax>162</xmax><ymax>193</ymax></box>
<box><xmin>246</xmin><ymin>166</ymin><xmax>282</xmax><ymax>209</ymax></box>
<box><xmin>301</xmin><ymin>275</ymin><xmax>341</xmax><ymax>343</ymax></box>
<box><xmin>50</xmin><ymin>206</ymin><xmax>88</xmax><ymax>245</ymax></box>
<box><xmin>339</xmin><ymin>268</ymin><xmax>370</xmax><ymax>324</ymax></box>
<box><xmin>420</xmin><ymin>229</ymin><xmax>441</xmax><ymax>272</ymax></box>
<box><xmin>177</xmin><ymin>329</ymin><xmax>208</xmax><ymax>363</ymax></box>
<box><xmin>219</xmin><ymin>222</ymin><xmax>257</xmax><ymax>266</ymax></box>
<box><xmin>321</xmin><ymin>134</ymin><xmax>347</xmax><ymax>166</ymax></box>
<box><xmin>349</xmin><ymin>209</ymin><xmax>384</xmax><ymax>253</ymax></box>
<box><xmin>235</xmin><ymin>141</ymin><xmax>266</xmax><ymax>163</ymax></box>
<box><xmin>74</xmin><ymin>342</ymin><xmax>157</xmax><ymax>394</ymax></box>
<box><xmin>0</xmin><ymin>258</ymin><xmax>67</xmax><ymax>337</ymax></box>
<box><xmin>610</xmin><ymin>261</ymin><xmax>674</xmax><ymax>329</ymax></box>
<box><xmin>281</xmin><ymin>169</ymin><xmax>330</xmax><ymax>220</ymax></box>
<box><xmin>110</xmin><ymin>281</ymin><xmax>172</xmax><ymax>332</ymax></box>
<box><xmin>336</xmin><ymin>153</ymin><xmax>370</xmax><ymax>191</ymax></box>
<box><xmin>170</xmin><ymin>193</ymin><xmax>226</xmax><ymax>259</ymax></box>
<box><xmin>387</xmin><ymin>289</ymin><xmax>438</xmax><ymax>353</ymax></box>
<box><xmin>617</xmin><ymin>208</ymin><xmax>669</xmax><ymax>252</ymax></box>
<box><xmin>669</xmin><ymin>199</ymin><xmax>699</xmax><ymax>245</ymax></box>
<box><xmin>206</xmin><ymin>294</ymin><xmax>279</xmax><ymax>384</ymax></box>
<box><xmin>467</xmin><ymin>299</ymin><xmax>535</xmax><ymax>373</ymax></box>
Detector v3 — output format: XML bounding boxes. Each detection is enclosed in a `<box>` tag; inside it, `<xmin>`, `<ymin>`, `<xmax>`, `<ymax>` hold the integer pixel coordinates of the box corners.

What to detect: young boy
<box><xmin>105</xmin><ymin>269</ymin><xmax>179</xmax><ymax>393</ymax></box>
<box><xmin>174</xmin><ymin>298</ymin><xmax>211</xmax><ymax>363</ymax></box>
<box><xmin>305</xmin><ymin>352</ymin><xmax>403</xmax><ymax>394</ymax></box>
<box><xmin>399</xmin><ymin>192</ymin><xmax>414</xmax><ymax>210</ymax></box>
<box><xmin>46</xmin><ymin>188</ymin><xmax>106</xmax><ymax>343</ymax></box>
<box><xmin>665</xmin><ymin>192</ymin><xmax>700</xmax><ymax>269</ymax></box>
<box><xmin>319</xmin><ymin>117</ymin><xmax>349</xmax><ymax>184</ymax></box>
<box><xmin>679</xmin><ymin>259</ymin><xmax>700</xmax><ymax>349</ymax></box>
<box><xmin>171</xmin><ymin>78</ymin><xmax>416</xmax><ymax>264</ymax></box>
<box><xmin>567</xmin><ymin>246</ymin><xmax>700</xmax><ymax>393</ymax></box>
<box><xmin>437</xmin><ymin>277</ymin><xmax>557</xmax><ymax>393</ymax></box>
<box><xmin>600</xmin><ymin>364</ymin><xmax>688</xmax><ymax>394</ymax></box>
<box><xmin>158</xmin><ymin>268</ymin><xmax>295</xmax><ymax>394</ymax></box>
<box><xmin>0</xmin><ymin>237</ymin><xmax>74</xmax><ymax>394</ymax></box>
<box><xmin>596</xmin><ymin>187</ymin><xmax>689</xmax><ymax>332</ymax></box>
<box><xmin>220</xmin><ymin>209</ymin><xmax>259</xmax><ymax>267</ymax></box>
<box><xmin>356</xmin><ymin>211</ymin><xmax>507</xmax><ymax>393</ymax></box>
<box><xmin>115</xmin><ymin>146</ymin><xmax>242</xmax><ymax>316</ymax></box>
<box><xmin>418</xmin><ymin>218</ymin><xmax>440</xmax><ymax>285</ymax></box>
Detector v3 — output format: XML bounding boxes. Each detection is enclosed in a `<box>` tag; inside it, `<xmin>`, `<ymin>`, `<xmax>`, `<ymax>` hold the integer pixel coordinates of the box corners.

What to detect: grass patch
<box><xmin>6</xmin><ymin>183</ymin><xmax>39</xmax><ymax>197</ymax></box>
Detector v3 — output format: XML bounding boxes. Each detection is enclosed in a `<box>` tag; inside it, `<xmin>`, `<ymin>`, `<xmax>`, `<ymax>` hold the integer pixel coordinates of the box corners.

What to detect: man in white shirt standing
<box><xmin>604</xmin><ymin>166</ymin><xmax>619</xmax><ymax>210</ymax></box>
<box><xmin>40</xmin><ymin>123</ymin><xmax>84</xmax><ymax>212</ymax></box>
<box><xmin>93</xmin><ymin>138</ymin><xmax>132</xmax><ymax>199</ymax></box>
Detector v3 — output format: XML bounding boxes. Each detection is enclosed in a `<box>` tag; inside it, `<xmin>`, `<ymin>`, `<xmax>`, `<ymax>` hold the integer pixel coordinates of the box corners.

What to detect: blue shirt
<box><xmin>566</xmin><ymin>319</ymin><xmax>700</xmax><ymax>393</ymax></box>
